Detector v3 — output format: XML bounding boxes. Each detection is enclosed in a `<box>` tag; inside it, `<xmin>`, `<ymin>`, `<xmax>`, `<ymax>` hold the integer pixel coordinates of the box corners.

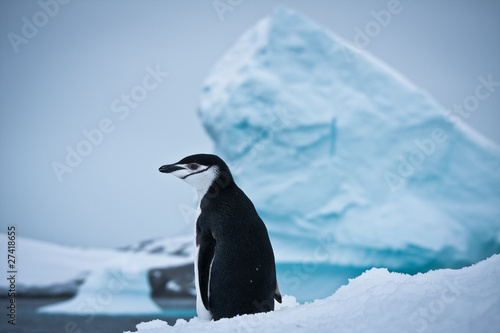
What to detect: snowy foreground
<box><xmin>126</xmin><ymin>254</ymin><xmax>500</xmax><ymax>333</ymax></box>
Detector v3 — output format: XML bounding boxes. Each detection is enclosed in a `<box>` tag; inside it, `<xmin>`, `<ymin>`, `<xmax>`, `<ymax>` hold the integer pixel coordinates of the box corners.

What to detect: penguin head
<box><xmin>159</xmin><ymin>154</ymin><xmax>233</xmax><ymax>196</ymax></box>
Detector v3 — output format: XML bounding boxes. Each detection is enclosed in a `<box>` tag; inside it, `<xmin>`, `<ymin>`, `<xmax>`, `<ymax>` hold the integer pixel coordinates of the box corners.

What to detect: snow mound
<box><xmin>125</xmin><ymin>254</ymin><xmax>500</xmax><ymax>333</ymax></box>
<box><xmin>198</xmin><ymin>7</ymin><xmax>500</xmax><ymax>297</ymax></box>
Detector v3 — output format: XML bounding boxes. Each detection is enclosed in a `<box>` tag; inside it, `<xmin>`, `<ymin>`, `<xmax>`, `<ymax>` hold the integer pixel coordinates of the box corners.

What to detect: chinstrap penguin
<box><xmin>159</xmin><ymin>154</ymin><xmax>281</xmax><ymax>321</ymax></box>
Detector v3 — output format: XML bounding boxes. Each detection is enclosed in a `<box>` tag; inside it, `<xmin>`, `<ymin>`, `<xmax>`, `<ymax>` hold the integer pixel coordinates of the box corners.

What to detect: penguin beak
<box><xmin>159</xmin><ymin>164</ymin><xmax>184</xmax><ymax>173</ymax></box>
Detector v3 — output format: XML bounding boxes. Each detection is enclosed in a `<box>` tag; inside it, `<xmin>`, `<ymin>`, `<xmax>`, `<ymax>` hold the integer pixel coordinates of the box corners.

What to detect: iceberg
<box><xmin>38</xmin><ymin>257</ymin><xmax>165</xmax><ymax>315</ymax></box>
<box><xmin>0</xmin><ymin>233</ymin><xmax>193</xmax><ymax>300</ymax></box>
<box><xmin>0</xmin><ymin>233</ymin><xmax>195</xmax><ymax>314</ymax></box>
<box><xmin>198</xmin><ymin>8</ymin><xmax>500</xmax><ymax>300</ymax></box>
<box><xmin>35</xmin><ymin>236</ymin><xmax>194</xmax><ymax>315</ymax></box>
<box><xmin>36</xmin><ymin>244</ymin><xmax>194</xmax><ymax>315</ymax></box>
<box><xmin>125</xmin><ymin>254</ymin><xmax>500</xmax><ymax>333</ymax></box>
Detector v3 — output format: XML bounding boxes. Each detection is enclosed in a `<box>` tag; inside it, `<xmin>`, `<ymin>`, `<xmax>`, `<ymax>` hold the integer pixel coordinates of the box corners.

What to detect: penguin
<box><xmin>159</xmin><ymin>154</ymin><xmax>281</xmax><ymax>321</ymax></box>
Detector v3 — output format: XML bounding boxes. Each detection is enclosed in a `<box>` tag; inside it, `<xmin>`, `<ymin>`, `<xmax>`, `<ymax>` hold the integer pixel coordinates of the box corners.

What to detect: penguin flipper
<box><xmin>198</xmin><ymin>230</ymin><xmax>216</xmax><ymax>311</ymax></box>
<box><xmin>274</xmin><ymin>280</ymin><xmax>282</xmax><ymax>303</ymax></box>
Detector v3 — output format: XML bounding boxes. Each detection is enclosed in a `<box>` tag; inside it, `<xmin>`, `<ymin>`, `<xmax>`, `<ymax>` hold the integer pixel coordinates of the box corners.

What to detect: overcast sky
<box><xmin>1</xmin><ymin>0</ymin><xmax>499</xmax><ymax>248</ymax></box>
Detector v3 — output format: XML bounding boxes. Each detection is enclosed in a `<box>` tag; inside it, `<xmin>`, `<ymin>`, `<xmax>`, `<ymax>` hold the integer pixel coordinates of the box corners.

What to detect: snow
<box><xmin>125</xmin><ymin>254</ymin><xmax>500</xmax><ymax>333</ymax></box>
<box><xmin>3</xmin><ymin>6</ymin><xmax>499</xmax><ymax>324</ymax></box>
<box><xmin>198</xmin><ymin>7</ymin><xmax>500</xmax><ymax>301</ymax></box>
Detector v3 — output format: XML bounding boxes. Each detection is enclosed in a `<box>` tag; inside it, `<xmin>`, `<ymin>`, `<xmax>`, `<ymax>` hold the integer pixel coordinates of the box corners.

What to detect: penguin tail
<box><xmin>274</xmin><ymin>281</ymin><xmax>282</xmax><ymax>303</ymax></box>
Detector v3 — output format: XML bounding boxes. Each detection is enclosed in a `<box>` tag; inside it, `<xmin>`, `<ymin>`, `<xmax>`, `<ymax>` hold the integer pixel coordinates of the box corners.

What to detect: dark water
<box><xmin>1</xmin><ymin>297</ymin><xmax>196</xmax><ymax>333</ymax></box>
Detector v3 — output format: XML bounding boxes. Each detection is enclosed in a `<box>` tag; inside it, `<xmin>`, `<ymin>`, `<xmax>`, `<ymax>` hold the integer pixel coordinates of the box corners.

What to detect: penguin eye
<box><xmin>188</xmin><ymin>163</ymin><xmax>199</xmax><ymax>170</ymax></box>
